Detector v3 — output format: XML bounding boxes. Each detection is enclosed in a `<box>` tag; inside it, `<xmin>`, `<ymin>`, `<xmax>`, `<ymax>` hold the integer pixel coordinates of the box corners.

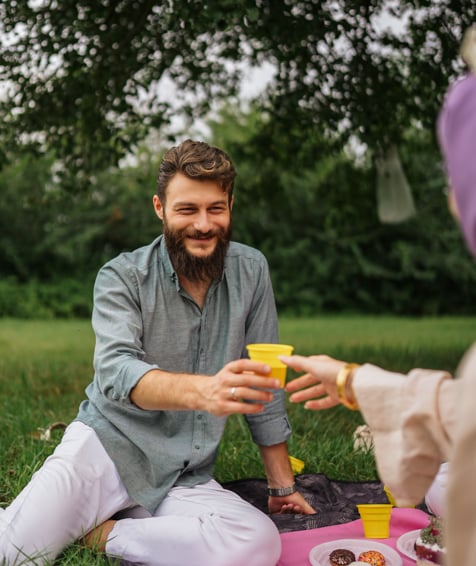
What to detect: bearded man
<box><xmin>0</xmin><ymin>139</ymin><xmax>313</xmax><ymax>566</ymax></box>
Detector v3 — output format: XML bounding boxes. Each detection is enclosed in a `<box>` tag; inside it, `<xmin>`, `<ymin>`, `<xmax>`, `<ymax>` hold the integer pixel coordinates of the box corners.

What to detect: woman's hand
<box><xmin>281</xmin><ymin>354</ymin><xmax>348</xmax><ymax>410</ymax></box>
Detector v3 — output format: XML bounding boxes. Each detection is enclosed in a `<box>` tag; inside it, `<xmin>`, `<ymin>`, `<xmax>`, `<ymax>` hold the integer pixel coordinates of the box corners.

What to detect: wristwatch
<box><xmin>267</xmin><ymin>483</ymin><xmax>297</xmax><ymax>497</ymax></box>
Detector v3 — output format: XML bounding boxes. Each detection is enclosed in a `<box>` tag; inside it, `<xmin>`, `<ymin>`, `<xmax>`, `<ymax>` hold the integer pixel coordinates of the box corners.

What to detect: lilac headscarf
<box><xmin>437</xmin><ymin>72</ymin><xmax>476</xmax><ymax>257</ymax></box>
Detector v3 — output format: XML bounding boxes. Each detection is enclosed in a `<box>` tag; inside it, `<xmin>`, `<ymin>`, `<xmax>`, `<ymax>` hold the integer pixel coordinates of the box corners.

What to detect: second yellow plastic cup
<box><xmin>357</xmin><ymin>504</ymin><xmax>392</xmax><ymax>538</ymax></box>
<box><xmin>246</xmin><ymin>343</ymin><xmax>294</xmax><ymax>387</ymax></box>
<box><xmin>289</xmin><ymin>456</ymin><xmax>305</xmax><ymax>473</ymax></box>
<box><xmin>383</xmin><ymin>485</ymin><xmax>415</xmax><ymax>508</ymax></box>
<box><xmin>383</xmin><ymin>485</ymin><xmax>396</xmax><ymax>506</ymax></box>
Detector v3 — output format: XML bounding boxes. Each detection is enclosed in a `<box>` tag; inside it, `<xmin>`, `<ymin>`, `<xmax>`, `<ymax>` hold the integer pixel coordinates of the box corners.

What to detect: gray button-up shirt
<box><xmin>76</xmin><ymin>235</ymin><xmax>291</xmax><ymax>512</ymax></box>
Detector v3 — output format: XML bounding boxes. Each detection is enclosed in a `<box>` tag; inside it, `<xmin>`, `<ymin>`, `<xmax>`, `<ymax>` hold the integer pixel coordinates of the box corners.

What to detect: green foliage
<box><xmin>0</xmin><ymin>2</ymin><xmax>474</xmax><ymax>319</ymax></box>
<box><xmin>0</xmin><ymin>148</ymin><xmax>164</xmax><ymax>318</ymax></box>
<box><xmin>0</xmin><ymin>278</ymin><xmax>92</xmax><ymax>319</ymax></box>
<box><xmin>1</xmin><ymin>107</ymin><xmax>476</xmax><ymax>318</ymax></box>
<box><xmin>0</xmin><ymin>0</ymin><xmax>247</xmax><ymax>183</ymax></box>
<box><xmin>210</xmin><ymin>105</ymin><xmax>476</xmax><ymax>316</ymax></box>
<box><xmin>0</xmin><ymin>1</ymin><xmax>471</xmax><ymax>183</ymax></box>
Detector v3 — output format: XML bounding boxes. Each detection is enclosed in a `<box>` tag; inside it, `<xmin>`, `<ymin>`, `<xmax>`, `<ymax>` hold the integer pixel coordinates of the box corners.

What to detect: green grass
<box><xmin>279</xmin><ymin>315</ymin><xmax>476</xmax><ymax>372</ymax></box>
<box><xmin>1</xmin><ymin>316</ymin><xmax>475</xmax><ymax>564</ymax></box>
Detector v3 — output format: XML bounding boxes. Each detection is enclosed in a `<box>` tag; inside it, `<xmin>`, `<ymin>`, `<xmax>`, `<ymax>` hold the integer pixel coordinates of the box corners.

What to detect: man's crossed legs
<box><xmin>0</xmin><ymin>422</ymin><xmax>281</xmax><ymax>566</ymax></box>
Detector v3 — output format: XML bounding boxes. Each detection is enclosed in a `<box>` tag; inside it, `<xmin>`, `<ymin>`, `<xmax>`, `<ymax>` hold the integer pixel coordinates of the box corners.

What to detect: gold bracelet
<box><xmin>336</xmin><ymin>363</ymin><xmax>360</xmax><ymax>410</ymax></box>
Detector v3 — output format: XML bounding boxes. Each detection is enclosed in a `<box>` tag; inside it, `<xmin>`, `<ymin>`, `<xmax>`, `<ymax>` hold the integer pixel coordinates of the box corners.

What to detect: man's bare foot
<box><xmin>81</xmin><ymin>519</ymin><xmax>116</xmax><ymax>552</ymax></box>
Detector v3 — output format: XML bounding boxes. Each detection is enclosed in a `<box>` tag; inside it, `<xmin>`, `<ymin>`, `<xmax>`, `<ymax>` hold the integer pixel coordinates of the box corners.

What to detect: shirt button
<box><xmin>195</xmin><ymin>445</ymin><xmax>200</xmax><ymax>450</ymax></box>
<box><xmin>197</xmin><ymin>414</ymin><xmax>203</xmax><ymax>420</ymax></box>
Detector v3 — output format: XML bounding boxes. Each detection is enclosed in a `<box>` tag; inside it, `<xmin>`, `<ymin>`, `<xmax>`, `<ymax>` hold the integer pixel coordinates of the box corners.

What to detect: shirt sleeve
<box><xmin>92</xmin><ymin>260</ymin><xmax>159</xmax><ymax>403</ymax></box>
<box><xmin>240</xmin><ymin>251</ymin><xmax>279</xmax><ymax>351</ymax></box>
<box><xmin>353</xmin><ymin>363</ymin><xmax>459</xmax><ymax>507</ymax></box>
<box><xmin>242</xmin><ymin>253</ymin><xmax>292</xmax><ymax>446</ymax></box>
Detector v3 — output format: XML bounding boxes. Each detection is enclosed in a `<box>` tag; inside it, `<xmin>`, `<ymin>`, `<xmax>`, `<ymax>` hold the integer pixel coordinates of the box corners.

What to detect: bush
<box><xmin>0</xmin><ymin>277</ymin><xmax>93</xmax><ymax>319</ymax></box>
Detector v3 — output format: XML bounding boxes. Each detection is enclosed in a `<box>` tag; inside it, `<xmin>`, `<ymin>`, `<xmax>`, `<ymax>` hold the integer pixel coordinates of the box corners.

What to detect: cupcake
<box><xmin>414</xmin><ymin>516</ymin><xmax>446</xmax><ymax>565</ymax></box>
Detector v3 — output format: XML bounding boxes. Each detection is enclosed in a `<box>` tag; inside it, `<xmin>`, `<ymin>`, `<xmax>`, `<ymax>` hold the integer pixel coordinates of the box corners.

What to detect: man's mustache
<box><xmin>184</xmin><ymin>229</ymin><xmax>222</xmax><ymax>240</ymax></box>
<box><xmin>188</xmin><ymin>230</ymin><xmax>214</xmax><ymax>239</ymax></box>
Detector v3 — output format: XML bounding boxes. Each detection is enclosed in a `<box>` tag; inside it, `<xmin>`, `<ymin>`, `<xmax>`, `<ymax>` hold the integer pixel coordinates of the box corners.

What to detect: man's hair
<box><xmin>157</xmin><ymin>139</ymin><xmax>236</xmax><ymax>203</ymax></box>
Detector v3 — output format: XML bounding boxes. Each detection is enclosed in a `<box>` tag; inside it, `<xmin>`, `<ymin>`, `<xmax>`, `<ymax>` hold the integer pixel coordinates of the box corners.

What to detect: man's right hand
<box><xmin>130</xmin><ymin>359</ymin><xmax>280</xmax><ymax>415</ymax></box>
<box><xmin>201</xmin><ymin>359</ymin><xmax>281</xmax><ymax>416</ymax></box>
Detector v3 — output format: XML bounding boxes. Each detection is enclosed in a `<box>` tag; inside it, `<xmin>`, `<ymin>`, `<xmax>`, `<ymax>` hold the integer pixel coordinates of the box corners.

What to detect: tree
<box><xmin>0</xmin><ymin>0</ymin><xmax>246</xmax><ymax>185</ymax></box>
<box><xmin>2</xmin><ymin>102</ymin><xmax>476</xmax><ymax>317</ymax></box>
<box><xmin>0</xmin><ymin>1</ymin><xmax>471</xmax><ymax>188</ymax></box>
<box><xmin>241</xmin><ymin>1</ymin><xmax>471</xmax><ymax>147</ymax></box>
<box><xmin>208</xmin><ymin>102</ymin><xmax>476</xmax><ymax>315</ymax></box>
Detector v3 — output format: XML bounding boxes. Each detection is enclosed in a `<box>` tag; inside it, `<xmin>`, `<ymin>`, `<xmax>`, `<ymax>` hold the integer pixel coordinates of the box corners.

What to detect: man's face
<box><xmin>153</xmin><ymin>172</ymin><xmax>233</xmax><ymax>282</ymax></box>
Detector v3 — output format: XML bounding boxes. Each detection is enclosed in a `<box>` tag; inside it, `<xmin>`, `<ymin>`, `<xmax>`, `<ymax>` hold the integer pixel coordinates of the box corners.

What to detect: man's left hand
<box><xmin>268</xmin><ymin>491</ymin><xmax>316</xmax><ymax>514</ymax></box>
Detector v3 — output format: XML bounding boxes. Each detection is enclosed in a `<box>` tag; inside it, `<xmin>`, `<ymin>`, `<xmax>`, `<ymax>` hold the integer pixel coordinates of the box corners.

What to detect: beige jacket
<box><xmin>353</xmin><ymin>344</ymin><xmax>476</xmax><ymax>566</ymax></box>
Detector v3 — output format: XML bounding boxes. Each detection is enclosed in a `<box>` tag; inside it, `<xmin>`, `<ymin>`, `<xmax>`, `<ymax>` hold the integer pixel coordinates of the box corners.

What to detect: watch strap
<box><xmin>267</xmin><ymin>483</ymin><xmax>297</xmax><ymax>497</ymax></box>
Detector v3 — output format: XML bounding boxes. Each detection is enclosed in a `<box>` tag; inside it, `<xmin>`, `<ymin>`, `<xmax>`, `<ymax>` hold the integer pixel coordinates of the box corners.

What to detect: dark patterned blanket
<box><xmin>223</xmin><ymin>473</ymin><xmax>428</xmax><ymax>533</ymax></box>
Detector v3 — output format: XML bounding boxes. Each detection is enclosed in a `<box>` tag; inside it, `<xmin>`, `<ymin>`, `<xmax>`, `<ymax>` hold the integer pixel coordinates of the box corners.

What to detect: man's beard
<box><xmin>163</xmin><ymin>219</ymin><xmax>231</xmax><ymax>283</ymax></box>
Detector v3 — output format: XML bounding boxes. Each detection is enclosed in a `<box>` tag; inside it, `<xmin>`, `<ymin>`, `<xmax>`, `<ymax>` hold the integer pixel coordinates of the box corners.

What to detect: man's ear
<box><xmin>230</xmin><ymin>195</ymin><xmax>234</xmax><ymax>210</ymax></box>
<box><xmin>153</xmin><ymin>195</ymin><xmax>164</xmax><ymax>220</ymax></box>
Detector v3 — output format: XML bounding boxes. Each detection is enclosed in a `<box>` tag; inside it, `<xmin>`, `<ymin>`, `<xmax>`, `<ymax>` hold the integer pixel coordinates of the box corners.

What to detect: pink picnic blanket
<box><xmin>277</xmin><ymin>507</ymin><xmax>429</xmax><ymax>566</ymax></box>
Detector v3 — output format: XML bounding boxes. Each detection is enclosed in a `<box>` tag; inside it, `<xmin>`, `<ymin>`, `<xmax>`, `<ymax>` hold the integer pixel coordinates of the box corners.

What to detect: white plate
<box><xmin>309</xmin><ymin>538</ymin><xmax>403</xmax><ymax>566</ymax></box>
<box><xmin>396</xmin><ymin>529</ymin><xmax>419</xmax><ymax>561</ymax></box>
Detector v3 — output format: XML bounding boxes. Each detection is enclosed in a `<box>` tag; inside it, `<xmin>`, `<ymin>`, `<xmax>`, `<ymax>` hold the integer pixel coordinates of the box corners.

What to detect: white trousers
<box><xmin>424</xmin><ymin>461</ymin><xmax>448</xmax><ymax>517</ymax></box>
<box><xmin>0</xmin><ymin>422</ymin><xmax>281</xmax><ymax>566</ymax></box>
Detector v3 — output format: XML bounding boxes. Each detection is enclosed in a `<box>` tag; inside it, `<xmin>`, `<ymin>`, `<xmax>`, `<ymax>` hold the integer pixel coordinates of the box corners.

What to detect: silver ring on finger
<box><xmin>230</xmin><ymin>386</ymin><xmax>237</xmax><ymax>401</ymax></box>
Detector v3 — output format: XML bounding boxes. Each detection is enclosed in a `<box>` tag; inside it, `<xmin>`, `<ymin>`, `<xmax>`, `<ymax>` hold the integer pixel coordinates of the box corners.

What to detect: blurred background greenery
<box><xmin>1</xmin><ymin>121</ymin><xmax>475</xmax><ymax>318</ymax></box>
<box><xmin>1</xmin><ymin>2</ymin><xmax>475</xmax><ymax>319</ymax></box>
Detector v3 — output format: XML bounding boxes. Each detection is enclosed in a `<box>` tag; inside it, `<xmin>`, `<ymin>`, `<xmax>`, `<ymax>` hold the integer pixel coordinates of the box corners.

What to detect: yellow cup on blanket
<box><xmin>357</xmin><ymin>504</ymin><xmax>392</xmax><ymax>538</ymax></box>
<box><xmin>383</xmin><ymin>486</ymin><xmax>397</xmax><ymax>506</ymax></box>
<box><xmin>246</xmin><ymin>343</ymin><xmax>294</xmax><ymax>387</ymax></box>
<box><xmin>289</xmin><ymin>456</ymin><xmax>305</xmax><ymax>473</ymax></box>
<box><xmin>384</xmin><ymin>485</ymin><xmax>415</xmax><ymax>508</ymax></box>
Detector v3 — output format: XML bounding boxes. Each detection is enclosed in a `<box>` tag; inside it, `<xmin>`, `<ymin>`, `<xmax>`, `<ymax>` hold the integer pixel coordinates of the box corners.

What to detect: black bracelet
<box><xmin>267</xmin><ymin>483</ymin><xmax>296</xmax><ymax>497</ymax></box>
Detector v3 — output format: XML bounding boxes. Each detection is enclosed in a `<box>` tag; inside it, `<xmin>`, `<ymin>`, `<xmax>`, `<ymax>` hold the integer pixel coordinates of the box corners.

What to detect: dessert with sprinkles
<box><xmin>357</xmin><ymin>549</ymin><xmax>386</xmax><ymax>565</ymax></box>
<box><xmin>414</xmin><ymin>516</ymin><xmax>445</xmax><ymax>565</ymax></box>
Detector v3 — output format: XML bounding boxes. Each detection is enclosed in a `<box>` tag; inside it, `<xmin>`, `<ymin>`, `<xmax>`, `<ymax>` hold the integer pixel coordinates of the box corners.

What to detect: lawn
<box><xmin>0</xmin><ymin>315</ymin><xmax>474</xmax><ymax>564</ymax></box>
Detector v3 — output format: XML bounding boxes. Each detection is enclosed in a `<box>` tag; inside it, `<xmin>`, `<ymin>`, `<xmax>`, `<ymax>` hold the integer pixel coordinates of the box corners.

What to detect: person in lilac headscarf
<box><xmin>438</xmin><ymin>26</ymin><xmax>476</xmax><ymax>257</ymax></box>
<box><xmin>280</xmin><ymin>26</ymin><xmax>476</xmax><ymax>566</ymax></box>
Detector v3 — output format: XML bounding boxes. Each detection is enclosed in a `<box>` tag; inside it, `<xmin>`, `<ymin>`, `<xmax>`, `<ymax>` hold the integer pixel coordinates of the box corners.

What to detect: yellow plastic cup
<box><xmin>246</xmin><ymin>343</ymin><xmax>294</xmax><ymax>387</ymax></box>
<box><xmin>289</xmin><ymin>456</ymin><xmax>305</xmax><ymax>473</ymax></box>
<box><xmin>383</xmin><ymin>485</ymin><xmax>415</xmax><ymax>508</ymax></box>
<box><xmin>357</xmin><ymin>504</ymin><xmax>392</xmax><ymax>539</ymax></box>
<box><xmin>383</xmin><ymin>485</ymin><xmax>396</xmax><ymax>506</ymax></box>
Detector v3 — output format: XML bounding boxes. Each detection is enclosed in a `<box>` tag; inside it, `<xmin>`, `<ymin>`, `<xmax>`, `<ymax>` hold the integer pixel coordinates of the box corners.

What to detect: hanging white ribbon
<box><xmin>376</xmin><ymin>144</ymin><xmax>416</xmax><ymax>224</ymax></box>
